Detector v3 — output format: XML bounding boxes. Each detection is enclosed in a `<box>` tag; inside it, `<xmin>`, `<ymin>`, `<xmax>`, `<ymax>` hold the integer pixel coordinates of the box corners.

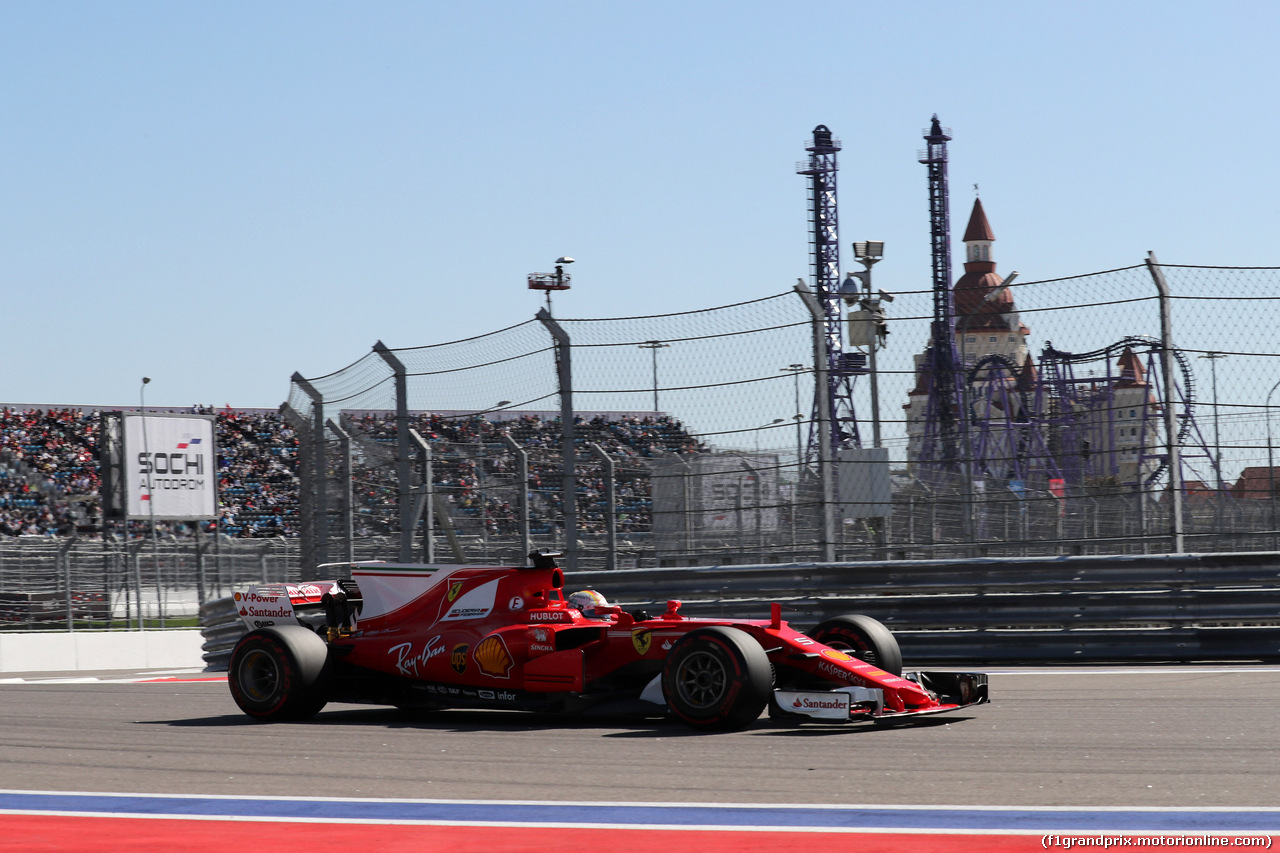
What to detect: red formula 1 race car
<box><xmin>227</xmin><ymin>553</ymin><xmax>987</xmax><ymax>731</ymax></box>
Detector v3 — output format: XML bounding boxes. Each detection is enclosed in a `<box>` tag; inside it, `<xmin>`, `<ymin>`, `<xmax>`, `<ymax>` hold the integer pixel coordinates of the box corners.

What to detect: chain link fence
<box><xmin>0</xmin><ymin>536</ymin><xmax>301</xmax><ymax>629</ymax></box>
<box><xmin>6</xmin><ymin>260</ymin><xmax>1280</xmax><ymax>607</ymax></box>
<box><xmin>274</xmin><ymin>261</ymin><xmax>1280</xmax><ymax>573</ymax></box>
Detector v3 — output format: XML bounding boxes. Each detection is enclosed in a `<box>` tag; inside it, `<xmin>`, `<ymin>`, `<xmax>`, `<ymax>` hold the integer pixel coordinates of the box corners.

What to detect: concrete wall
<box><xmin>0</xmin><ymin>630</ymin><xmax>205</xmax><ymax>674</ymax></box>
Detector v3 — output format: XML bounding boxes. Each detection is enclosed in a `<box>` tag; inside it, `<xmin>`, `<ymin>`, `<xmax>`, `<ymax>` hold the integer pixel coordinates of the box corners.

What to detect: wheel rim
<box><xmin>238</xmin><ymin>648</ymin><xmax>282</xmax><ymax>703</ymax></box>
<box><xmin>826</xmin><ymin>637</ymin><xmax>877</xmax><ymax>667</ymax></box>
<box><xmin>673</xmin><ymin>649</ymin><xmax>729</xmax><ymax>710</ymax></box>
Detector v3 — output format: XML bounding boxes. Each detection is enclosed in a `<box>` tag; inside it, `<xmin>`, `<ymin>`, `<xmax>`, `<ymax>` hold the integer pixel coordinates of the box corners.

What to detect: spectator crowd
<box><xmin>1</xmin><ymin>406</ymin><xmax>703</xmax><ymax>542</ymax></box>
<box><xmin>343</xmin><ymin>411</ymin><xmax>702</xmax><ymax>540</ymax></box>
<box><xmin>0</xmin><ymin>407</ymin><xmax>299</xmax><ymax>539</ymax></box>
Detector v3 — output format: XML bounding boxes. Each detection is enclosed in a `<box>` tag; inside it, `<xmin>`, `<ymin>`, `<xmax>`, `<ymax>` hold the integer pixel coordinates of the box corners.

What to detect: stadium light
<box><xmin>849</xmin><ymin>242</ymin><xmax>890</xmax><ymax>448</ymax></box>
<box><xmin>638</xmin><ymin>341</ymin><xmax>669</xmax><ymax>413</ymax></box>
<box><xmin>140</xmin><ymin>376</ymin><xmax>162</xmax><ymax>627</ymax></box>
<box><xmin>756</xmin><ymin>418</ymin><xmax>785</xmax><ymax>453</ymax></box>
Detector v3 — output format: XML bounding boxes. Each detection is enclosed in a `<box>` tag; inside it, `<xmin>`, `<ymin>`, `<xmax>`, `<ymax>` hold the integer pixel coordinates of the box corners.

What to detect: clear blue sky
<box><xmin>3</xmin><ymin>1</ymin><xmax>1276</xmax><ymax>409</ymax></box>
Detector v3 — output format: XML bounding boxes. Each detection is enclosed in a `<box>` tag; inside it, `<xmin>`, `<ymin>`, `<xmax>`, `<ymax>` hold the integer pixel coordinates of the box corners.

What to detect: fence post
<box><xmin>409</xmin><ymin>428</ymin><xmax>434</xmax><ymax>563</ymax></box>
<box><xmin>374</xmin><ymin>342</ymin><xmax>414</xmax><ymax>563</ymax></box>
<box><xmin>588</xmin><ymin>443</ymin><xmax>617</xmax><ymax>570</ymax></box>
<box><xmin>501</xmin><ymin>431</ymin><xmax>531</xmax><ymax>563</ymax></box>
<box><xmin>327</xmin><ymin>418</ymin><xmax>355</xmax><ymax>564</ymax></box>
<box><xmin>287</xmin><ymin>378</ymin><xmax>329</xmax><ymax>574</ymax></box>
<box><xmin>59</xmin><ymin>537</ymin><xmax>76</xmax><ymax>632</ymax></box>
<box><xmin>128</xmin><ymin>539</ymin><xmax>144</xmax><ymax>629</ymax></box>
<box><xmin>101</xmin><ymin>536</ymin><xmax>115</xmax><ymax>629</ymax></box>
<box><xmin>795</xmin><ymin>283</ymin><xmax>837</xmax><ymax>562</ymax></box>
<box><xmin>195</xmin><ymin>525</ymin><xmax>206</xmax><ymax>606</ymax></box>
<box><xmin>537</xmin><ymin>309</ymin><xmax>577</xmax><ymax>572</ymax></box>
<box><xmin>1145</xmin><ymin>252</ymin><xmax>1185</xmax><ymax>554</ymax></box>
<box><xmin>737</xmin><ymin>456</ymin><xmax>764</xmax><ymax>563</ymax></box>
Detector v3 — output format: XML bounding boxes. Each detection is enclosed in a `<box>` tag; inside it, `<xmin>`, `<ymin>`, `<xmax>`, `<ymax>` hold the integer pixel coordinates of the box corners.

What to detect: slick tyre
<box><xmin>228</xmin><ymin>627</ymin><xmax>329</xmax><ymax>722</ymax></box>
<box><xmin>662</xmin><ymin>626</ymin><xmax>772</xmax><ymax>732</ymax></box>
<box><xmin>809</xmin><ymin>614</ymin><xmax>903</xmax><ymax>676</ymax></box>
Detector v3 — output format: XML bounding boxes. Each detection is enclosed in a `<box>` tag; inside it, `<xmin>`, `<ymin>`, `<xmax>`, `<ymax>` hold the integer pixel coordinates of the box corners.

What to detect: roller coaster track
<box><xmin>1040</xmin><ymin>336</ymin><xmax>1197</xmax><ymax>485</ymax></box>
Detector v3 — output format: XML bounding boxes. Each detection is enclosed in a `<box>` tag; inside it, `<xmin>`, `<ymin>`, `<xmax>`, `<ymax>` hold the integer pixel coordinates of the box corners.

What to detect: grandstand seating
<box><xmin>0</xmin><ymin>407</ymin><xmax>702</xmax><ymax>540</ymax></box>
<box><xmin>339</xmin><ymin>411</ymin><xmax>701</xmax><ymax>541</ymax></box>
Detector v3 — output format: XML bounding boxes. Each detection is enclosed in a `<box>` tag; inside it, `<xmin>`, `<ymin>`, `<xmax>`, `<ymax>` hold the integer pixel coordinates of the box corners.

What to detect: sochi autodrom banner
<box><xmin>124</xmin><ymin>413</ymin><xmax>216</xmax><ymax>519</ymax></box>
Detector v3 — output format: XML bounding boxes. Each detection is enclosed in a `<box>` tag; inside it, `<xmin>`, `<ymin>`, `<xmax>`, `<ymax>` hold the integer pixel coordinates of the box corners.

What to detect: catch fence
<box><xmin>0</xmin><ymin>536</ymin><xmax>301</xmax><ymax>629</ymax></box>
<box><xmin>273</xmin><ymin>260</ymin><xmax>1280</xmax><ymax>573</ymax></box>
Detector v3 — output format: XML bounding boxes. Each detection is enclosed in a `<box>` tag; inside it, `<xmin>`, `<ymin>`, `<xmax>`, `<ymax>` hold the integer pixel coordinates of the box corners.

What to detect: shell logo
<box><xmin>474</xmin><ymin>635</ymin><xmax>513</xmax><ymax>679</ymax></box>
<box><xmin>820</xmin><ymin>648</ymin><xmax>853</xmax><ymax>663</ymax></box>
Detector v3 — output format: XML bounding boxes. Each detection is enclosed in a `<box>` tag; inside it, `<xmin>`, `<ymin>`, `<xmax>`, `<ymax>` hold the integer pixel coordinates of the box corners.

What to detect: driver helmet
<box><xmin>568</xmin><ymin>589</ymin><xmax>610</xmax><ymax>618</ymax></box>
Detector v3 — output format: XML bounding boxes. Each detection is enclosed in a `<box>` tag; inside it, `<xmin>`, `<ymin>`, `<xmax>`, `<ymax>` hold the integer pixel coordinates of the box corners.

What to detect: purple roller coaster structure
<box><xmin>909</xmin><ymin>117</ymin><xmax>1215</xmax><ymax>502</ymax></box>
<box><xmin>793</xmin><ymin>117</ymin><xmax>1214</xmax><ymax>512</ymax></box>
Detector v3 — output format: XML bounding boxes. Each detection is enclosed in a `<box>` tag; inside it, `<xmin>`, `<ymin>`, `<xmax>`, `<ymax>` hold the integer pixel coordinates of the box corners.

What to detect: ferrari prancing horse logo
<box><xmin>631</xmin><ymin>628</ymin><xmax>653</xmax><ymax>655</ymax></box>
<box><xmin>447</xmin><ymin>581</ymin><xmax>464</xmax><ymax>603</ymax></box>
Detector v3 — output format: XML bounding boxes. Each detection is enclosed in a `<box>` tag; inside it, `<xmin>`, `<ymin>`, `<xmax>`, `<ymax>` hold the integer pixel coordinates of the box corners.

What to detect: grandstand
<box><xmin>339</xmin><ymin>411</ymin><xmax>702</xmax><ymax>542</ymax></box>
<box><xmin>0</xmin><ymin>405</ymin><xmax>703</xmax><ymax>542</ymax></box>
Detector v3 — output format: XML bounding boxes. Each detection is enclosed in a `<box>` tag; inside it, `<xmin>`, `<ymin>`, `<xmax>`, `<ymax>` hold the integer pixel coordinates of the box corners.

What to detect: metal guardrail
<box><xmin>199</xmin><ymin>552</ymin><xmax>1280</xmax><ymax>668</ymax></box>
<box><xmin>565</xmin><ymin>551</ymin><xmax>1280</xmax><ymax>663</ymax></box>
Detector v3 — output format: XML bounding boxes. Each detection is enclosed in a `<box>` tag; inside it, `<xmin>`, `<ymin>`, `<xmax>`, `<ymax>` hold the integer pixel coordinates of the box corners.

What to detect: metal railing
<box><xmin>198</xmin><ymin>551</ymin><xmax>1280</xmax><ymax>669</ymax></box>
<box><xmin>0</xmin><ymin>537</ymin><xmax>300</xmax><ymax>629</ymax></box>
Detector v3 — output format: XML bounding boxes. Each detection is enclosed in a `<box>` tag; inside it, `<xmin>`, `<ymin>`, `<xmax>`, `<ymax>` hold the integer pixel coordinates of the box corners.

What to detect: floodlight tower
<box><xmin>917</xmin><ymin>115</ymin><xmax>964</xmax><ymax>473</ymax></box>
<box><xmin>797</xmin><ymin>125</ymin><xmax>864</xmax><ymax>453</ymax></box>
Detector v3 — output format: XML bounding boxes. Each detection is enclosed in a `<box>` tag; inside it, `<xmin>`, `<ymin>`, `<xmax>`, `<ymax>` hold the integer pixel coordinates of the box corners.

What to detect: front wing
<box><xmin>772</xmin><ymin>671</ymin><xmax>988</xmax><ymax>723</ymax></box>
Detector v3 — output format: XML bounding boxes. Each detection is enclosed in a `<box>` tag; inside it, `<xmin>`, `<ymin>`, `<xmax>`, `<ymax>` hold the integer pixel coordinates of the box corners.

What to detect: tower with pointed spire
<box><xmin>953</xmin><ymin>197</ymin><xmax>1029</xmax><ymax>370</ymax></box>
<box><xmin>902</xmin><ymin>134</ymin><xmax>1184</xmax><ymax>497</ymax></box>
<box><xmin>904</xmin><ymin>195</ymin><xmax>1034</xmax><ymax>470</ymax></box>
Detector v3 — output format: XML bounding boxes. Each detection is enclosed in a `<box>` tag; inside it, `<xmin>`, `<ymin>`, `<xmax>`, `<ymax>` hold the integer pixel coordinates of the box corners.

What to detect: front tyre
<box><xmin>809</xmin><ymin>614</ymin><xmax>903</xmax><ymax>676</ymax></box>
<box><xmin>662</xmin><ymin>626</ymin><xmax>772</xmax><ymax>731</ymax></box>
<box><xmin>228</xmin><ymin>627</ymin><xmax>329</xmax><ymax>722</ymax></box>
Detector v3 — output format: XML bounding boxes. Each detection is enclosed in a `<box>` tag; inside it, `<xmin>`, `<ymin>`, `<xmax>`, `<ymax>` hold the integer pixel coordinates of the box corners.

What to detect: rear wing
<box><xmin>233</xmin><ymin>580</ymin><xmax>362</xmax><ymax>636</ymax></box>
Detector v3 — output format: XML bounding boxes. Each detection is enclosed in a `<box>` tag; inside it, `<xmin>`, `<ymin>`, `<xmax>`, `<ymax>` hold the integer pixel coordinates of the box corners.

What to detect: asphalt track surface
<box><xmin>3</xmin><ymin>665</ymin><xmax>1279</xmax><ymax>851</ymax></box>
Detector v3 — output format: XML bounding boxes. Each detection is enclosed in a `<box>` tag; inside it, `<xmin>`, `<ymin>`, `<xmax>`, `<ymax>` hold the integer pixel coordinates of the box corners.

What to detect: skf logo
<box><xmin>447</xmin><ymin>581</ymin><xmax>464</xmax><ymax>603</ymax></box>
<box><xmin>631</xmin><ymin>628</ymin><xmax>653</xmax><ymax>656</ymax></box>
<box><xmin>450</xmin><ymin>643</ymin><xmax>469</xmax><ymax>673</ymax></box>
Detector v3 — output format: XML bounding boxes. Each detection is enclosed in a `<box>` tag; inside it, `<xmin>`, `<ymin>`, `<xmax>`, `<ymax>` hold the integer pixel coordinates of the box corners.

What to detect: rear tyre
<box><xmin>228</xmin><ymin>627</ymin><xmax>329</xmax><ymax>722</ymax></box>
<box><xmin>809</xmin><ymin>614</ymin><xmax>903</xmax><ymax>676</ymax></box>
<box><xmin>661</xmin><ymin>626</ymin><xmax>772</xmax><ymax>731</ymax></box>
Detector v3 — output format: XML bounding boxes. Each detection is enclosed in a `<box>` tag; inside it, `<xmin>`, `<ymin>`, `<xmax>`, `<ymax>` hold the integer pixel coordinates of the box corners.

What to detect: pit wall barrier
<box><xmin>0</xmin><ymin>630</ymin><xmax>204</xmax><ymax>674</ymax></box>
